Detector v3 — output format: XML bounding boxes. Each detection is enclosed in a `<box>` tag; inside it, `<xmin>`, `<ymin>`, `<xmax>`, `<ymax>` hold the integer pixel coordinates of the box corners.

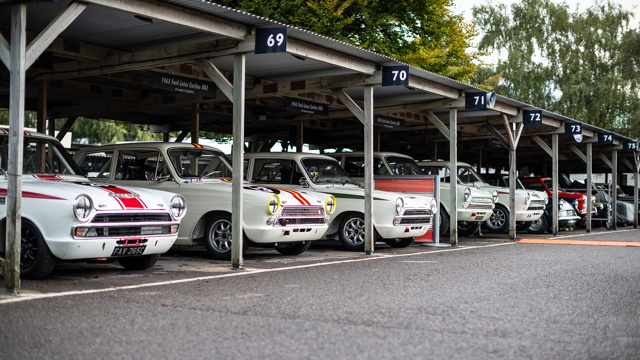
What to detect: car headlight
<box><xmin>430</xmin><ymin>198</ymin><xmax>438</xmax><ymax>214</ymax></box>
<box><xmin>396</xmin><ymin>197</ymin><xmax>405</xmax><ymax>215</ymax></box>
<box><xmin>525</xmin><ymin>192</ymin><xmax>531</xmax><ymax>205</ymax></box>
<box><xmin>492</xmin><ymin>190</ymin><xmax>499</xmax><ymax>204</ymax></box>
<box><xmin>325</xmin><ymin>195</ymin><xmax>336</xmax><ymax>215</ymax></box>
<box><xmin>73</xmin><ymin>194</ymin><xmax>93</xmax><ymax>222</ymax></box>
<box><xmin>464</xmin><ymin>188</ymin><xmax>471</xmax><ymax>202</ymax></box>
<box><xmin>267</xmin><ymin>194</ymin><xmax>280</xmax><ymax>215</ymax></box>
<box><xmin>544</xmin><ymin>195</ymin><xmax>549</xmax><ymax>205</ymax></box>
<box><xmin>170</xmin><ymin>195</ymin><xmax>187</xmax><ymax>219</ymax></box>
<box><xmin>582</xmin><ymin>195</ymin><xmax>587</xmax><ymax>203</ymax></box>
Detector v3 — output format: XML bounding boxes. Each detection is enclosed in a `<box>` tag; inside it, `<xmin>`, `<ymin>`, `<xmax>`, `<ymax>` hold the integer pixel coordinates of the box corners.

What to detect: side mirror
<box><xmin>299</xmin><ymin>177</ymin><xmax>309</xmax><ymax>188</ymax></box>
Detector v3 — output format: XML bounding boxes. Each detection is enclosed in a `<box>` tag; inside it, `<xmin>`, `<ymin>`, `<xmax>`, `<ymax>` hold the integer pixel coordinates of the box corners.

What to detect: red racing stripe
<box><xmin>262</xmin><ymin>186</ymin><xmax>311</xmax><ymax>206</ymax></box>
<box><xmin>0</xmin><ymin>188</ymin><xmax>64</xmax><ymax>200</ymax></box>
<box><xmin>99</xmin><ymin>186</ymin><xmax>148</xmax><ymax>210</ymax></box>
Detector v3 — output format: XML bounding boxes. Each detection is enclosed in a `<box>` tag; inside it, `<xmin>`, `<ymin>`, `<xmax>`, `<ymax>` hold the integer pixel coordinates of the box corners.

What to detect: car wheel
<box><xmin>527</xmin><ymin>215</ymin><xmax>549</xmax><ymax>234</ymax></box>
<box><xmin>516</xmin><ymin>222</ymin><xmax>531</xmax><ymax>232</ymax></box>
<box><xmin>338</xmin><ymin>214</ymin><xmax>366</xmax><ymax>251</ymax></box>
<box><xmin>117</xmin><ymin>254</ymin><xmax>161</xmax><ymax>270</ymax></box>
<box><xmin>205</xmin><ymin>215</ymin><xmax>248</xmax><ymax>260</ymax></box>
<box><xmin>383</xmin><ymin>237</ymin><xmax>415</xmax><ymax>248</ymax></box>
<box><xmin>457</xmin><ymin>221</ymin><xmax>480</xmax><ymax>237</ymax></box>
<box><xmin>20</xmin><ymin>220</ymin><xmax>57</xmax><ymax>279</ymax></box>
<box><xmin>439</xmin><ymin>207</ymin><xmax>450</xmax><ymax>235</ymax></box>
<box><xmin>275</xmin><ymin>241</ymin><xmax>312</xmax><ymax>255</ymax></box>
<box><xmin>486</xmin><ymin>205</ymin><xmax>509</xmax><ymax>233</ymax></box>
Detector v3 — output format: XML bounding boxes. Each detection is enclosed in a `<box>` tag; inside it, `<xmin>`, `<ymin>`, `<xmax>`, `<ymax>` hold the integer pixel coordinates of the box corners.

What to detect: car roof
<box><xmin>244</xmin><ymin>152</ymin><xmax>339</xmax><ymax>161</ymax></box>
<box><xmin>75</xmin><ymin>141</ymin><xmax>226</xmax><ymax>155</ymax></box>
<box><xmin>416</xmin><ymin>160</ymin><xmax>473</xmax><ymax>167</ymax></box>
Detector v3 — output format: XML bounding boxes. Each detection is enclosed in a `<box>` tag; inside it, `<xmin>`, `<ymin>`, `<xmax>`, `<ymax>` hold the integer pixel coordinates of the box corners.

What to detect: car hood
<box><xmin>187</xmin><ymin>178</ymin><xmax>326</xmax><ymax>207</ymax></box>
<box><xmin>20</xmin><ymin>174</ymin><xmax>169</xmax><ymax>211</ymax></box>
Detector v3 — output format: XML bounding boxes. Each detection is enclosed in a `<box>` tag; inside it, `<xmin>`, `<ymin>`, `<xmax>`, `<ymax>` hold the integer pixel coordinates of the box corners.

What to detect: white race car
<box><xmin>74</xmin><ymin>142</ymin><xmax>334</xmax><ymax>259</ymax></box>
<box><xmin>244</xmin><ymin>152</ymin><xmax>436</xmax><ymax>250</ymax></box>
<box><xmin>0</xmin><ymin>129</ymin><xmax>186</xmax><ymax>279</ymax></box>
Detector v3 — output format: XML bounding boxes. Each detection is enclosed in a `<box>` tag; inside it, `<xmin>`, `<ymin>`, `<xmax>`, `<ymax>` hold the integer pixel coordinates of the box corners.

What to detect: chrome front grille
<box><xmin>403</xmin><ymin>209</ymin><xmax>432</xmax><ymax>216</ymax></box>
<box><xmin>93</xmin><ymin>213</ymin><xmax>172</xmax><ymax>222</ymax></box>
<box><xmin>278</xmin><ymin>206</ymin><xmax>325</xmax><ymax>225</ymax></box>
<box><xmin>399</xmin><ymin>217</ymin><xmax>431</xmax><ymax>225</ymax></box>
<box><xmin>528</xmin><ymin>200</ymin><xmax>546</xmax><ymax>211</ymax></box>
<box><xmin>74</xmin><ymin>211</ymin><xmax>178</xmax><ymax>238</ymax></box>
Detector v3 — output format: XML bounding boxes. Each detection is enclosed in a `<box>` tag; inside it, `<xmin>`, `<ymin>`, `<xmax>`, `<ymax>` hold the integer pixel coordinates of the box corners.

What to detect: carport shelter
<box><xmin>1</xmin><ymin>0</ymin><xmax>638</xmax><ymax>291</ymax></box>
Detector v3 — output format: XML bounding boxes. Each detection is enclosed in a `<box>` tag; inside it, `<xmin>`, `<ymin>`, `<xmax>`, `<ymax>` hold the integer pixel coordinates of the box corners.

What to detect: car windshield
<box><xmin>383</xmin><ymin>155</ymin><xmax>423</xmax><ymax>175</ymax></box>
<box><xmin>542</xmin><ymin>179</ymin><xmax>566</xmax><ymax>192</ymax></box>
<box><xmin>1</xmin><ymin>136</ymin><xmax>82</xmax><ymax>176</ymax></box>
<box><xmin>457</xmin><ymin>166</ymin><xmax>485</xmax><ymax>184</ymax></box>
<box><xmin>301</xmin><ymin>158</ymin><xmax>358</xmax><ymax>185</ymax></box>
<box><xmin>167</xmin><ymin>148</ymin><xmax>232</xmax><ymax>179</ymax></box>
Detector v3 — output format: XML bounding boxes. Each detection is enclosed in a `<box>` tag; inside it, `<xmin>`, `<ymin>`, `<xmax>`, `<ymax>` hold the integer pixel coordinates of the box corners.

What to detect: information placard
<box><xmin>598</xmin><ymin>133</ymin><xmax>614</xmax><ymax>144</ymax></box>
<box><xmin>255</xmin><ymin>27</ymin><xmax>287</xmax><ymax>54</ymax></box>
<box><xmin>382</xmin><ymin>66</ymin><xmax>409</xmax><ymax>86</ymax></box>
<box><xmin>523</xmin><ymin>110</ymin><xmax>543</xmax><ymax>127</ymax></box>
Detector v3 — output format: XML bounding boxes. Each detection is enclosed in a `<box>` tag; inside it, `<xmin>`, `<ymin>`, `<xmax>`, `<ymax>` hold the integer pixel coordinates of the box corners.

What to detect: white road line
<box><xmin>0</xmin><ymin>242</ymin><xmax>513</xmax><ymax>305</ymax></box>
<box><xmin>552</xmin><ymin>228</ymin><xmax>639</xmax><ymax>239</ymax></box>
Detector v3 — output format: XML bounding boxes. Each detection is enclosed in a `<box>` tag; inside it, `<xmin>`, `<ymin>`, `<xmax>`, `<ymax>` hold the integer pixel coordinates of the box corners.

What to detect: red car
<box><xmin>520</xmin><ymin>177</ymin><xmax>596</xmax><ymax>222</ymax></box>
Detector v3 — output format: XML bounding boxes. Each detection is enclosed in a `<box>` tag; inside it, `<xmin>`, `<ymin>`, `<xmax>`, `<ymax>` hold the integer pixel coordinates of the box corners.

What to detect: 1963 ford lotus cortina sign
<box><xmin>0</xmin><ymin>129</ymin><xmax>186</xmax><ymax>279</ymax></box>
<box><xmin>74</xmin><ymin>142</ymin><xmax>333</xmax><ymax>260</ymax></box>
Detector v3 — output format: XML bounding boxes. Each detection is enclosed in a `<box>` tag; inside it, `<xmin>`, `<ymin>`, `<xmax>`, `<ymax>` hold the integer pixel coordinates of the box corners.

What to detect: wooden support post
<box><xmin>449</xmin><ymin>109</ymin><xmax>458</xmax><ymax>246</ymax></box>
<box><xmin>509</xmin><ymin>149</ymin><xmax>517</xmax><ymax>239</ymax></box>
<box><xmin>296</xmin><ymin>121</ymin><xmax>303</xmax><ymax>152</ymax></box>
<box><xmin>191</xmin><ymin>103</ymin><xmax>200</xmax><ymax>144</ymax></box>
<box><xmin>612</xmin><ymin>150</ymin><xmax>618</xmax><ymax>230</ymax></box>
<box><xmin>37</xmin><ymin>81</ymin><xmax>47</xmax><ymax>134</ymax></box>
<box><xmin>55</xmin><ymin>116</ymin><xmax>77</xmax><ymax>142</ymax></box>
<box><xmin>5</xmin><ymin>4</ymin><xmax>27</xmax><ymax>292</ymax></box>
<box><xmin>363</xmin><ymin>85</ymin><xmax>374</xmax><ymax>254</ymax></box>
<box><xmin>231</xmin><ymin>54</ymin><xmax>245</xmax><ymax>269</ymax></box>
<box><xmin>634</xmin><ymin>154</ymin><xmax>639</xmax><ymax>228</ymax></box>
<box><xmin>552</xmin><ymin>134</ymin><xmax>559</xmax><ymax>235</ymax></box>
<box><xmin>586</xmin><ymin>143</ymin><xmax>592</xmax><ymax>232</ymax></box>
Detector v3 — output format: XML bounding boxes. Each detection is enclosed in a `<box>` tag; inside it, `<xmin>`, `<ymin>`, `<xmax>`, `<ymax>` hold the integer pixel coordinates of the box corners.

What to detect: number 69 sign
<box><xmin>255</xmin><ymin>27</ymin><xmax>287</xmax><ymax>54</ymax></box>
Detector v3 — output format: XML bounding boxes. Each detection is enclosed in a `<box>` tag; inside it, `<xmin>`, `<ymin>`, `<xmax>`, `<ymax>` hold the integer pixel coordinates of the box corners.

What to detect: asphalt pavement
<box><xmin>1</xmin><ymin>227</ymin><xmax>639</xmax><ymax>359</ymax></box>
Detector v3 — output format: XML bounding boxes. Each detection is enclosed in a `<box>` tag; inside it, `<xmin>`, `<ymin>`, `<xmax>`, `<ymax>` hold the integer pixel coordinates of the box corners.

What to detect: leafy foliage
<box><xmin>473</xmin><ymin>0</ymin><xmax>640</xmax><ymax>138</ymax></box>
<box><xmin>67</xmin><ymin>118</ymin><xmax>161</xmax><ymax>145</ymax></box>
<box><xmin>214</xmin><ymin>0</ymin><xmax>487</xmax><ymax>84</ymax></box>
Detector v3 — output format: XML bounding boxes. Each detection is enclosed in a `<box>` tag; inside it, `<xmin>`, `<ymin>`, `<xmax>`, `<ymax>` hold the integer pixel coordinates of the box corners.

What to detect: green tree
<box><xmin>213</xmin><ymin>0</ymin><xmax>486</xmax><ymax>84</ymax></box>
<box><xmin>68</xmin><ymin>118</ymin><xmax>162</xmax><ymax>145</ymax></box>
<box><xmin>472</xmin><ymin>0</ymin><xmax>640</xmax><ymax>138</ymax></box>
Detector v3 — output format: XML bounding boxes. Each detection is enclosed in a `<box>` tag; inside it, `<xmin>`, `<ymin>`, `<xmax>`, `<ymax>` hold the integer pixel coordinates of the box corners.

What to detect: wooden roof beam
<box><xmin>81</xmin><ymin>0</ymin><xmax>248</xmax><ymax>40</ymax></box>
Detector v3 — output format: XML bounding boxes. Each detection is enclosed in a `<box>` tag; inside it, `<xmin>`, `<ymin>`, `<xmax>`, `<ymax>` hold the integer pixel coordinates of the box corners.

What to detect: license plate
<box><xmin>475</xmin><ymin>216</ymin><xmax>485</xmax><ymax>220</ymax></box>
<box><xmin>111</xmin><ymin>245</ymin><xmax>146</xmax><ymax>256</ymax></box>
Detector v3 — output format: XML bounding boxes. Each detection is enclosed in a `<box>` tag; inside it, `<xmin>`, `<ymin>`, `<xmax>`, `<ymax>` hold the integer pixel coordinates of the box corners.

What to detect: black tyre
<box><xmin>439</xmin><ymin>207</ymin><xmax>450</xmax><ymax>235</ymax></box>
<box><xmin>457</xmin><ymin>221</ymin><xmax>480</xmax><ymax>237</ymax></box>
<box><xmin>117</xmin><ymin>254</ymin><xmax>160</xmax><ymax>270</ymax></box>
<box><xmin>486</xmin><ymin>205</ymin><xmax>509</xmax><ymax>233</ymax></box>
<box><xmin>275</xmin><ymin>241</ymin><xmax>312</xmax><ymax>255</ymax></box>
<box><xmin>527</xmin><ymin>215</ymin><xmax>549</xmax><ymax>234</ymax></box>
<box><xmin>383</xmin><ymin>237</ymin><xmax>415</xmax><ymax>248</ymax></box>
<box><xmin>338</xmin><ymin>213</ymin><xmax>366</xmax><ymax>251</ymax></box>
<box><xmin>204</xmin><ymin>214</ymin><xmax>248</xmax><ymax>260</ymax></box>
<box><xmin>20</xmin><ymin>220</ymin><xmax>56</xmax><ymax>279</ymax></box>
<box><xmin>516</xmin><ymin>222</ymin><xmax>531</xmax><ymax>232</ymax></box>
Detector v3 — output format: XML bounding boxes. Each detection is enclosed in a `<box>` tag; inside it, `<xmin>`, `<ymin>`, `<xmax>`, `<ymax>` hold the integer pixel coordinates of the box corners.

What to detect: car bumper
<box><xmin>46</xmin><ymin>234</ymin><xmax>178</xmax><ymax>260</ymax></box>
<box><xmin>375</xmin><ymin>223</ymin><xmax>429</xmax><ymax>239</ymax></box>
<box><xmin>245</xmin><ymin>225</ymin><xmax>329</xmax><ymax>244</ymax></box>
<box><xmin>457</xmin><ymin>209</ymin><xmax>492</xmax><ymax>222</ymax></box>
<box><xmin>516</xmin><ymin>210</ymin><xmax>544</xmax><ymax>222</ymax></box>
